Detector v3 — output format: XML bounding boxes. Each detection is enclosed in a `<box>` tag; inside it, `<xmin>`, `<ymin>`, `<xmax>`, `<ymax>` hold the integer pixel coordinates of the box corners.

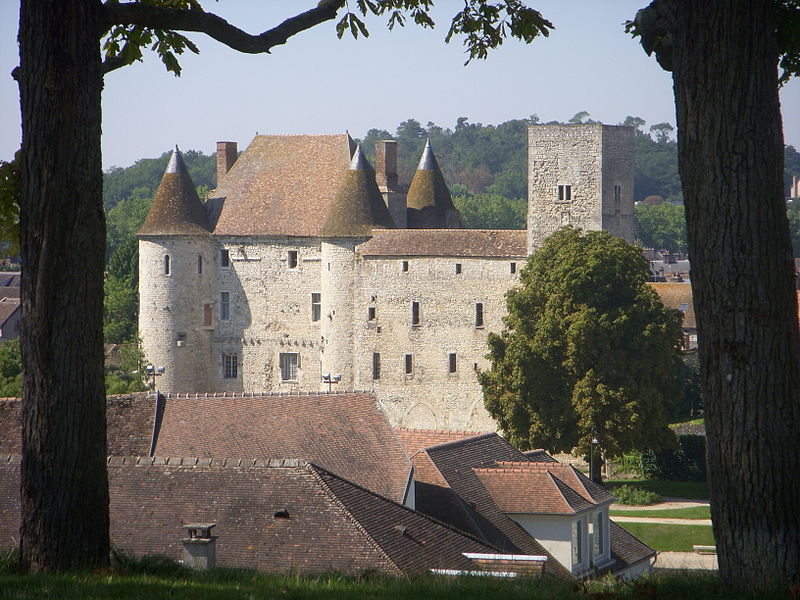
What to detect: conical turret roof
<box><xmin>138</xmin><ymin>147</ymin><xmax>210</xmax><ymax>236</ymax></box>
<box><xmin>406</xmin><ymin>140</ymin><xmax>459</xmax><ymax>228</ymax></box>
<box><xmin>322</xmin><ymin>144</ymin><xmax>395</xmax><ymax>236</ymax></box>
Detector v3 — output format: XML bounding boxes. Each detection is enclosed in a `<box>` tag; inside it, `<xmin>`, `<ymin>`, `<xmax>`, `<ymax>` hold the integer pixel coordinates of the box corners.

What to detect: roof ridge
<box><xmin>158</xmin><ymin>390</ymin><xmax>375</xmax><ymax>399</ymax></box>
<box><xmin>423</xmin><ymin>431</ymin><xmax>497</xmax><ymax>453</ymax></box>
<box><xmin>547</xmin><ymin>472</ymin><xmax>588</xmax><ymax>514</ymax></box>
<box><xmin>103</xmin><ymin>455</ymin><xmax>311</xmax><ymax>469</ymax></box>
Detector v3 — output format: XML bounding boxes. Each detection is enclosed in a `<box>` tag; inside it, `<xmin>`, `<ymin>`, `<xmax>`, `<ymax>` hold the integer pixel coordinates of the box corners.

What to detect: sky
<box><xmin>1</xmin><ymin>1</ymin><xmax>798</xmax><ymax>170</ymax></box>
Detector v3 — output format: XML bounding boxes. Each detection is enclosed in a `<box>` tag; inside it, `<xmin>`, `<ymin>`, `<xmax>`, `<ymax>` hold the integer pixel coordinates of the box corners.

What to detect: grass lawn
<box><xmin>609</xmin><ymin>506</ymin><xmax>711</xmax><ymax>519</ymax></box>
<box><xmin>605</xmin><ymin>478</ymin><xmax>709</xmax><ymax>500</ymax></box>
<box><xmin>616</xmin><ymin>522</ymin><xmax>715</xmax><ymax>552</ymax></box>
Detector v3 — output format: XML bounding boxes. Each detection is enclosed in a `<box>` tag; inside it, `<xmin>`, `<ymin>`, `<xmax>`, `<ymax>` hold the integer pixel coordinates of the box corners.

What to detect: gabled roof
<box><xmin>322</xmin><ymin>144</ymin><xmax>395</xmax><ymax>236</ymax></box>
<box><xmin>609</xmin><ymin>521</ymin><xmax>657</xmax><ymax>569</ymax></box>
<box><xmin>208</xmin><ymin>134</ymin><xmax>358</xmax><ymax>236</ymax></box>
<box><xmin>360</xmin><ymin>229</ymin><xmax>527</xmax><ymax>258</ymax></box>
<box><xmin>152</xmin><ymin>392</ymin><xmax>412</xmax><ymax>504</ymax></box>
<box><xmin>138</xmin><ymin>147</ymin><xmax>210</xmax><ymax>236</ymax></box>
<box><xmin>394</xmin><ymin>427</ymin><xmax>489</xmax><ymax>456</ymax></box>
<box><xmin>648</xmin><ymin>282</ymin><xmax>695</xmax><ymax>329</ymax></box>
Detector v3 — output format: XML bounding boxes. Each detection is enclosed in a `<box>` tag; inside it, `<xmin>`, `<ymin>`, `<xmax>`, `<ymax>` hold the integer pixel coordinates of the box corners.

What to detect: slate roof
<box><xmin>360</xmin><ymin>229</ymin><xmax>527</xmax><ymax>258</ymax></box>
<box><xmin>648</xmin><ymin>282</ymin><xmax>695</xmax><ymax>329</ymax></box>
<box><xmin>0</xmin><ymin>297</ymin><xmax>20</xmax><ymax>328</ymax></box>
<box><xmin>138</xmin><ymin>147</ymin><xmax>210</xmax><ymax>236</ymax></box>
<box><xmin>152</xmin><ymin>392</ymin><xmax>412</xmax><ymax>504</ymax></box>
<box><xmin>0</xmin><ymin>394</ymin><xmax>156</xmax><ymax>456</ymax></box>
<box><xmin>609</xmin><ymin>521</ymin><xmax>657</xmax><ymax>569</ymax></box>
<box><xmin>0</xmin><ymin>456</ymin><xmax>501</xmax><ymax>576</ymax></box>
<box><xmin>208</xmin><ymin>134</ymin><xmax>357</xmax><ymax>236</ymax></box>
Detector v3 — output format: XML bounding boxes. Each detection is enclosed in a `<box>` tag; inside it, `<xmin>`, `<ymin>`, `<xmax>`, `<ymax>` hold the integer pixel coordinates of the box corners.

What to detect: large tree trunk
<box><xmin>670</xmin><ymin>0</ymin><xmax>800</xmax><ymax>588</ymax></box>
<box><xmin>18</xmin><ymin>0</ymin><xmax>109</xmax><ymax>571</ymax></box>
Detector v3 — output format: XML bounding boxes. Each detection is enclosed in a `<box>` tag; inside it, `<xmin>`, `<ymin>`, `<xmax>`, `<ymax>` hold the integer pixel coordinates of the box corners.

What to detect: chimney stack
<box><xmin>182</xmin><ymin>523</ymin><xmax>217</xmax><ymax>570</ymax></box>
<box><xmin>216</xmin><ymin>141</ymin><xmax>238</xmax><ymax>186</ymax></box>
<box><xmin>374</xmin><ymin>140</ymin><xmax>398</xmax><ymax>191</ymax></box>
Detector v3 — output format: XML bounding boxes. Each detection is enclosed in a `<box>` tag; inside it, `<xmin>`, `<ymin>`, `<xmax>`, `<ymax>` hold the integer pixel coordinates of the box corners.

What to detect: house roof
<box><xmin>0</xmin><ymin>272</ymin><xmax>21</xmax><ymax>288</ymax></box>
<box><xmin>0</xmin><ymin>297</ymin><xmax>20</xmax><ymax>328</ymax></box>
<box><xmin>0</xmin><ymin>456</ymin><xmax>500</xmax><ymax>576</ymax></box>
<box><xmin>406</xmin><ymin>140</ymin><xmax>458</xmax><ymax>228</ymax></box>
<box><xmin>322</xmin><ymin>144</ymin><xmax>396</xmax><ymax>236</ymax></box>
<box><xmin>208</xmin><ymin>134</ymin><xmax>358</xmax><ymax>236</ymax></box>
<box><xmin>394</xmin><ymin>428</ymin><xmax>489</xmax><ymax>456</ymax></box>
<box><xmin>609</xmin><ymin>521</ymin><xmax>657</xmax><ymax>568</ymax></box>
<box><xmin>648</xmin><ymin>282</ymin><xmax>695</xmax><ymax>329</ymax></box>
<box><xmin>152</xmin><ymin>392</ymin><xmax>412</xmax><ymax>504</ymax></box>
<box><xmin>138</xmin><ymin>147</ymin><xmax>210</xmax><ymax>236</ymax></box>
<box><xmin>360</xmin><ymin>229</ymin><xmax>527</xmax><ymax>258</ymax></box>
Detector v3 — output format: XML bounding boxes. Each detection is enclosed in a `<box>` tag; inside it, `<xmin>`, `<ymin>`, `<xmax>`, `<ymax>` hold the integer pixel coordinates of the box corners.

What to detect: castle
<box><xmin>138</xmin><ymin>124</ymin><xmax>634</xmax><ymax>430</ymax></box>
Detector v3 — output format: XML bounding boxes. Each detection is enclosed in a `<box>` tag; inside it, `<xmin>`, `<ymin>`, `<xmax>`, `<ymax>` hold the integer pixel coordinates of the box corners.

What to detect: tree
<box><xmin>631</xmin><ymin>0</ymin><xmax>800</xmax><ymax>588</ymax></box>
<box><xmin>480</xmin><ymin>227</ymin><xmax>684</xmax><ymax>461</ymax></box>
<box><xmin>14</xmin><ymin>0</ymin><xmax>552</xmax><ymax>573</ymax></box>
<box><xmin>634</xmin><ymin>201</ymin><xmax>688</xmax><ymax>253</ymax></box>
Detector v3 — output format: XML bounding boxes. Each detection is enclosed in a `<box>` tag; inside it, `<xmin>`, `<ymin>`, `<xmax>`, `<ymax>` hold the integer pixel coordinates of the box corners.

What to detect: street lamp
<box><xmin>590</xmin><ymin>427</ymin><xmax>600</xmax><ymax>483</ymax></box>
<box><xmin>145</xmin><ymin>364</ymin><xmax>166</xmax><ymax>391</ymax></box>
<box><xmin>321</xmin><ymin>373</ymin><xmax>342</xmax><ymax>392</ymax></box>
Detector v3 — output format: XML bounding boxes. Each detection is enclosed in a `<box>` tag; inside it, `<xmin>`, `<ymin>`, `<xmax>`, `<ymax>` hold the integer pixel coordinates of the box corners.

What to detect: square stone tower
<box><xmin>527</xmin><ymin>124</ymin><xmax>635</xmax><ymax>253</ymax></box>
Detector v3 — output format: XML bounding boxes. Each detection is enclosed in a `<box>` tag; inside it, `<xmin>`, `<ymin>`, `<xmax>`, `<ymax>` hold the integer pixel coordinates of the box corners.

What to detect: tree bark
<box><xmin>669</xmin><ymin>0</ymin><xmax>800</xmax><ymax>588</ymax></box>
<box><xmin>18</xmin><ymin>0</ymin><xmax>109</xmax><ymax>571</ymax></box>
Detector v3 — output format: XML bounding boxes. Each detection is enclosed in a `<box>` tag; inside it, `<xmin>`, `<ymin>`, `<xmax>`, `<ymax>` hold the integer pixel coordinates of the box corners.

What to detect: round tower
<box><xmin>138</xmin><ymin>147</ymin><xmax>214</xmax><ymax>393</ymax></box>
<box><xmin>319</xmin><ymin>144</ymin><xmax>394</xmax><ymax>389</ymax></box>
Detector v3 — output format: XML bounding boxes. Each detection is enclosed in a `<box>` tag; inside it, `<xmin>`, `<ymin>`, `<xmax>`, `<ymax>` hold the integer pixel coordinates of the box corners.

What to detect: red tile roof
<box><xmin>152</xmin><ymin>392</ymin><xmax>411</xmax><ymax>503</ymax></box>
<box><xmin>361</xmin><ymin>229</ymin><xmax>527</xmax><ymax>258</ymax></box>
<box><xmin>648</xmin><ymin>282</ymin><xmax>695</xmax><ymax>329</ymax></box>
<box><xmin>395</xmin><ymin>428</ymin><xmax>489</xmax><ymax>456</ymax></box>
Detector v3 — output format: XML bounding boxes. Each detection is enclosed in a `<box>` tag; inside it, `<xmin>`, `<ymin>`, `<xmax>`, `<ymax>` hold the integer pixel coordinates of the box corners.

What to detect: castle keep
<box><xmin>138</xmin><ymin>124</ymin><xmax>634</xmax><ymax>430</ymax></box>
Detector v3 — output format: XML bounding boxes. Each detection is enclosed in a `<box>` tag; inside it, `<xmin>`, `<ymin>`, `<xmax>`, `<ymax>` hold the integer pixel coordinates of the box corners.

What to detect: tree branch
<box><xmin>102</xmin><ymin>54</ymin><xmax>128</xmax><ymax>75</ymax></box>
<box><xmin>102</xmin><ymin>0</ymin><xmax>346</xmax><ymax>55</ymax></box>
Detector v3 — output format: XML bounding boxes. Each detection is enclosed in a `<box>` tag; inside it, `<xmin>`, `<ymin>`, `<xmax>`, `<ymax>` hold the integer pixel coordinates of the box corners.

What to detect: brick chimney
<box><xmin>374</xmin><ymin>140</ymin><xmax>398</xmax><ymax>191</ymax></box>
<box><xmin>216</xmin><ymin>141</ymin><xmax>238</xmax><ymax>186</ymax></box>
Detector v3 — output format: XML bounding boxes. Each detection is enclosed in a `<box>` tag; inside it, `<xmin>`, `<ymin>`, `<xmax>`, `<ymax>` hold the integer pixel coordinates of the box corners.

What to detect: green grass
<box><xmin>617</xmin><ymin>522</ymin><xmax>715</xmax><ymax>552</ymax></box>
<box><xmin>605</xmin><ymin>478</ymin><xmax>709</xmax><ymax>500</ymax></box>
<box><xmin>610</xmin><ymin>505</ymin><xmax>711</xmax><ymax>519</ymax></box>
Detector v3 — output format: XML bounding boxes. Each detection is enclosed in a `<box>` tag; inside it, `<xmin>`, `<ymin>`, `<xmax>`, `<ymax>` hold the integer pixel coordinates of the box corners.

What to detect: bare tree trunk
<box><xmin>670</xmin><ymin>0</ymin><xmax>800</xmax><ymax>588</ymax></box>
<box><xmin>18</xmin><ymin>0</ymin><xmax>109</xmax><ymax>571</ymax></box>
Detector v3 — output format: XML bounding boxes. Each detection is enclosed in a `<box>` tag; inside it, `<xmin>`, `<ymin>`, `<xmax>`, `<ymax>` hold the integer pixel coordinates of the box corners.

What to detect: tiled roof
<box><xmin>0</xmin><ymin>394</ymin><xmax>156</xmax><ymax>456</ymax></box>
<box><xmin>609</xmin><ymin>521</ymin><xmax>657</xmax><ymax>569</ymax></box>
<box><xmin>0</xmin><ymin>457</ymin><xmax>500</xmax><ymax>576</ymax></box>
<box><xmin>394</xmin><ymin>428</ymin><xmax>489</xmax><ymax>456</ymax></box>
<box><xmin>0</xmin><ymin>297</ymin><xmax>19</xmax><ymax>327</ymax></box>
<box><xmin>360</xmin><ymin>229</ymin><xmax>527</xmax><ymax>258</ymax></box>
<box><xmin>322</xmin><ymin>144</ymin><xmax>396</xmax><ymax>236</ymax></box>
<box><xmin>208</xmin><ymin>134</ymin><xmax>357</xmax><ymax>236</ymax></box>
<box><xmin>152</xmin><ymin>392</ymin><xmax>411</xmax><ymax>503</ymax></box>
<box><xmin>522</xmin><ymin>449</ymin><xmax>559</xmax><ymax>463</ymax></box>
<box><xmin>648</xmin><ymin>282</ymin><xmax>695</xmax><ymax>329</ymax></box>
<box><xmin>138</xmin><ymin>147</ymin><xmax>210</xmax><ymax>236</ymax></box>
<box><xmin>406</xmin><ymin>141</ymin><xmax>460</xmax><ymax>228</ymax></box>
<box><xmin>0</xmin><ymin>272</ymin><xmax>21</xmax><ymax>288</ymax></box>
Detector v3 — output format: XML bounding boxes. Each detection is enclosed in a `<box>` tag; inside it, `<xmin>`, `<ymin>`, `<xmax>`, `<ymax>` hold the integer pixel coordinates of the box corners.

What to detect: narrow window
<box><xmin>223</xmin><ymin>353</ymin><xmax>238</xmax><ymax>379</ymax></box>
<box><xmin>220</xmin><ymin>291</ymin><xmax>230</xmax><ymax>321</ymax></box>
<box><xmin>287</xmin><ymin>250</ymin><xmax>298</xmax><ymax>269</ymax></box>
<box><xmin>510</xmin><ymin>262</ymin><xmax>517</xmax><ymax>274</ymax></box>
<box><xmin>572</xmin><ymin>521</ymin><xmax>583</xmax><ymax>567</ymax></box>
<box><xmin>402</xmin><ymin>260</ymin><xmax>409</xmax><ymax>272</ymax></box>
<box><xmin>455</xmin><ymin>263</ymin><xmax>462</xmax><ymax>274</ymax></box>
<box><xmin>614</xmin><ymin>185</ymin><xmax>621</xmax><ymax>203</ymax></box>
<box><xmin>368</xmin><ymin>306</ymin><xmax>376</xmax><ymax>321</ymax></box>
<box><xmin>311</xmin><ymin>293</ymin><xmax>321</xmax><ymax>322</ymax></box>
<box><xmin>220</xmin><ymin>248</ymin><xmax>230</xmax><ymax>267</ymax></box>
<box><xmin>372</xmin><ymin>352</ymin><xmax>381</xmax><ymax>380</ymax></box>
<box><xmin>558</xmin><ymin>184</ymin><xmax>572</xmax><ymax>201</ymax></box>
<box><xmin>448</xmin><ymin>353</ymin><xmax>457</xmax><ymax>373</ymax></box>
<box><xmin>203</xmin><ymin>303</ymin><xmax>212</xmax><ymax>327</ymax></box>
<box><xmin>412</xmin><ymin>301</ymin><xmax>420</xmax><ymax>326</ymax></box>
<box><xmin>404</xmin><ymin>354</ymin><xmax>413</xmax><ymax>375</ymax></box>
<box><xmin>593</xmin><ymin>512</ymin><xmax>604</xmax><ymax>558</ymax></box>
<box><xmin>280</xmin><ymin>352</ymin><xmax>299</xmax><ymax>381</ymax></box>
<box><xmin>475</xmin><ymin>302</ymin><xmax>484</xmax><ymax>328</ymax></box>
<box><xmin>163</xmin><ymin>255</ymin><xmax>171</xmax><ymax>275</ymax></box>
<box><xmin>197</xmin><ymin>254</ymin><xmax>203</xmax><ymax>275</ymax></box>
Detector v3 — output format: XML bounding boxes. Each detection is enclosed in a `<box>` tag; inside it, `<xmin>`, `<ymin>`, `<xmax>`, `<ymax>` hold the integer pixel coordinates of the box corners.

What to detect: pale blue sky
<box><xmin>1</xmin><ymin>1</ymin><xmax>798</xmax><ymax>170</ymax></box>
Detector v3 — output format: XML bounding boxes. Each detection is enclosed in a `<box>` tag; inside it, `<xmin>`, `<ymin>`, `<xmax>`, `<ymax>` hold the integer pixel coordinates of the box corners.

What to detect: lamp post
<box><xmin>145</xmin><ymin>364</ymin><xmax>165</xmax><ymax>392</ymax></box>
<box><xmin>590</xmin><ymin>427</ymin><xmax>599</xmax><ymax>483</ymax></box>
<box><xmin>321</xmin><ymin>373</ymin><xmax>342</xmax><ymax>393</ymax></box>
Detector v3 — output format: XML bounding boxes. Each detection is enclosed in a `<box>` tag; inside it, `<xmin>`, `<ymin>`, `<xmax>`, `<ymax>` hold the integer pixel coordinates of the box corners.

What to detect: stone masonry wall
<box><xmin>600</xmin><ymin>126</ymin><xmax>635</xmax><ymax>242</ymax></box>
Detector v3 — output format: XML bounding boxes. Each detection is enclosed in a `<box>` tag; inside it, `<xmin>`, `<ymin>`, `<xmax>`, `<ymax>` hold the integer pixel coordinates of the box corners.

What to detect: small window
<box><xmin>163</xmin><ymin>255</ymin><xmax>171</xmax><ymax>275</ymax></box>
<box><xmin>679</xmin><ymin>303</ymin><xmax>688</xmax><ymax>313</ymax></box>
<box><xmin>558</xmin><ymin>184</ymin><xmax>572</xmax><ymax>201</ymax></box>
<box><xmin>197</xmin><ymin>254</ymin><xmax>203</xmax><ymax>275</ymax></box>
<box><xmin>311</xmin><ymin>293</ymin><xmax>321</xmax><ymax>322</ymax></box>
<box><xmin>220</xmin><ymin>248</ymin><xmax>230</xmax><ymax>267</ymax></box>
<box><xmin>368</xmin><ymin>306</ymin><xmax>376</xmax><ymax>321</ymax></box>
<box><xmin>475</xmin><ymin>302</ymin><xmax>484</xmax><ymax>328</ymax></box>
<box><xmin>455</xmin><ymin>263</ymin><xmax>462</xmax><ymax>274</ymax></box>
<box><xmin>220</xmin><ymin>291</ymin><xmax>230</xmax><ymax>321</ymax></box>
<box><xmin>223</xmin><ymin>353</ymin><xmax>238</xmax><ymax>379</ymax></box>
<box><xmin>412</xmin><ymin>301</ymin><xmax>420</xmax><ymax>326</ymax></box>
<box><xmin>287</xmin><ymin>250</ymin><xmax>298</xmax><ymax>269</ymax></box>
<box><xmin>448</xmin><ymin>353</ymin><xmax>457</xmax><ymax>373</ymax></box>
<box><xmin>280</xmin><ymin>352</ymin><xmax>299</xmax><ymax>381</ymax></box>
<box><xmin>614</xmin><ymin>184</ymin><xmax>621</xmax><ymax>203</ymax></box>
<box><xmin>510</xmin><ymin>262</ymin><xmax>517</xmax><ymax>274</ymax></box>
<box><xmin>593</xmin><ymin>511</ymin><xmax>604</xmax><ymax>558</ymax></box>
<box><xmin>372</xmin><ymin>352</ymin><xmax>381</xmax><ymax>380</ymax></box>
<box><xmin>402</xmin><ymin>260</ymin><xmax>409</xmax><ymax>272</ymax></box>
<box><xmin>573</xmin><ymin>521</ymin><xmax>582</xmax><ymax>567</ymax></box>
<box><xmin>404</xmin><ymin>354</ymin><xmax>413</xmax><ymax>375</ymax></box>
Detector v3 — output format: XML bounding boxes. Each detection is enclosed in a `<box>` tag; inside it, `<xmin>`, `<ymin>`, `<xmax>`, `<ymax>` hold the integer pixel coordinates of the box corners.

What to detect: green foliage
<box><xmin>635</xmin><ymin>435</ymin><xmax>707</xmax><ymax>482</ymax></box>
<box><xmin>481</xmin><ymin>227</ymin><xmax>685</xmax><ymax>457</ymax></box>
<box><xmin>0</xmin><ymin>151</ymin><xmax>21</xmax><ymax>257</ymax></box>
<box><xmin>104</xmin><ymin>274</ymin><xmax>138</xmax><ymax>345</ymax></box>
<box><xmin>105</xmin><ymin>341</ymin><xmax>147</xmax><ymax>395</ymax></box>
<box><xmin>111</xmin><ymin>549</ymin><xmax>187</xmax><ymax>577</ymax></box>
<box><xmin>605</xmin><ymin>478</ymin><xmax>709</xmax><ymax>499</ymax></box>
<box><xmin>611</xmin><ymin>484</ymin><xmax>662</xmax><ymax>506</ymax></box>
<box><xmin>0</xmin><ymin>339</ymin><xmax>22</xmax><ymax>397</ymax></box>
<box><xmin>634</xmin><ymin>202</ymin><xmax>688</xmax><ymax>253</ymax></box>
<box><xmin>633</xmin><ymin>130</ymin><xmax>681</xmax><ymax>202</ymax></box>
<box><xmin>452</xmin><ymin>193</ymin><xmax>526</xmax><ymax>229</ymax></box>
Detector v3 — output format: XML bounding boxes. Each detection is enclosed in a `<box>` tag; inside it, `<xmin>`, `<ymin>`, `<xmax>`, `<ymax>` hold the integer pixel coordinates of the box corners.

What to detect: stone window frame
<box><xmin>372</xmin><ymin>352</ymin><xmax>381</xmax><ymax>380</ymax></box>
<box><xmin>557</xmin><ymin>184</ymin><xmax>573</xmax><ymax>202</ymax></box>
<box><xmin>311</xmin><ymin>292</ymin><xmax>321</xmax><ymax>322</ymax></box>
<box><xmin>510</xmin><ymin>262</ymin><xmax>517</xmax><ymax>274</ymax></box>
<box><xmin>455</xmin><ymin>263</ymin><xmax>462</xmax><ymax>275</ymax></box>
<box><xmin>404</xmin><ymin>354</ymin><xmax>413</xmax><ymax>376</ymax></box>
<box><xmin>368</xmin><ymin>306</ymin><xmax>376</xmax><ymax>321</ymax></box>
<box><xmin>448</xmin><ymin>352</ymin><xmax>457</xmax><ymax>374</ymax></box>
<box><xmin>163</xmin><ymin>254</ymin><xmax>171</xmax><ymax>276</ymax></box>
<box><xmin>475</xmin><ymin>302</ymin><xmax>484</xmax><ymax>328</ymax></box>
<box><xmin>220</xmin><ymin>291</ymin><xmax>231</xmax><ymax>321</ymax></box>
<box><xmin>279</xmin><ymin>352</ymin><xmax>299</xmax><ymax>382</ymax></box>
<box><xmin>411</xmin><ymin>301</ymin><xmax>421</xmax><ymax>327</ymax></box>
<box><xmin>401</xmin><ymin>260</ymin><xmax>409</xmax><ymax>272</ymax></box>
<box><xmin>287</xmin><ymin>250</ymin><xmax>299</xmax><ymax>269</ymax></box>
<box><xmin>197</xmin><ymin>254</ymin><xmax>203</xmax><ymax>275</ymax></box>
<box><xmin>220</xmin><ymin>248</ymin><xmax>230</xmax><ymax>268</ymax></box>
<box><xmin>222</xmin><ymin>353</ymin><xmax>238</xmax><ymax>379</ymax></box>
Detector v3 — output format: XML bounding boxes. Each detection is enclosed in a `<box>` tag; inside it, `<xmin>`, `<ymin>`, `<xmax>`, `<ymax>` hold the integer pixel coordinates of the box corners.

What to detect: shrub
<box><xmin>612</xmin><ymin>484</ymin><xmax>661</xmax><ymax>505</ymax></box>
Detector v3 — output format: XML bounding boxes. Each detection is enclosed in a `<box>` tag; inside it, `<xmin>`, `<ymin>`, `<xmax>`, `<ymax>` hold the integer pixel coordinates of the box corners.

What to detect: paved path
<box><xmin>654</xmin><ymin>551</ymin><xmax>718</xmax><ymax>571</ymax></box>
<box><xmin>610</xmin><ymin>498</ymin><xmax>710</xmax><ymax>511</ymax></box>
<box><xmin>611</xmin><ymin>515</ymin><xmax>712</xmax><ymax>525</ymax></box>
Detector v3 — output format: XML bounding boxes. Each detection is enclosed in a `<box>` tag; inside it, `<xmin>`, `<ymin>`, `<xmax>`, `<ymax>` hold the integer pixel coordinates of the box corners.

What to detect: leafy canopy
<box><xmin>480</xmin><ymin>227</ymin><xmax>684</xmax><ymax>457</ymax></box>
